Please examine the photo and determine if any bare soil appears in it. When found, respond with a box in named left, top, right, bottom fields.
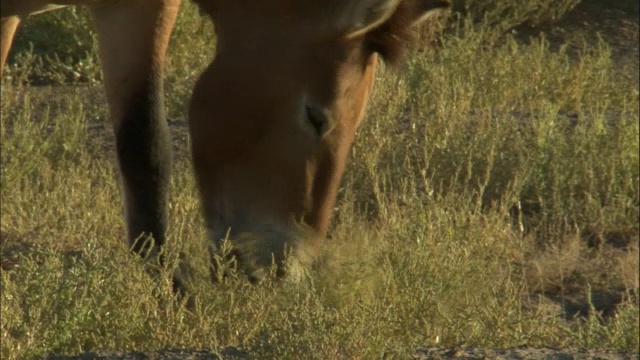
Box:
left=512, top=0, right=639, bottom=71
left=41, top=346, right=640, bottom=360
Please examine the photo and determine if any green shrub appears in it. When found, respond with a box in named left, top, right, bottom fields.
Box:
left=4, top=7, right=99, bottom=84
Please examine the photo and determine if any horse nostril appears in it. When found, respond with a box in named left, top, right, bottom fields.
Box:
left=305, top=105, right=329, bottom=136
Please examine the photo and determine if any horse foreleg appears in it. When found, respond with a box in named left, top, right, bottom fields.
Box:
left=0, top=16, right=20, bottom=77
left=90, top=0, right=180, bottom=257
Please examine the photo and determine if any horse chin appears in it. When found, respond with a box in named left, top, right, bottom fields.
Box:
left=208, top=220, right=318, bottom=284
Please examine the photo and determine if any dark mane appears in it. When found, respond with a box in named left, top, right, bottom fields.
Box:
left=366, top=0, right=447, bottom=66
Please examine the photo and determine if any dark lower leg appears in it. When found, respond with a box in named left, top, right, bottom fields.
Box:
left=116, top=84, right=172, bottom=256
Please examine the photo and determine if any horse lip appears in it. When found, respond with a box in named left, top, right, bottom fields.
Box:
left=205, top=214, right=316, bottom=282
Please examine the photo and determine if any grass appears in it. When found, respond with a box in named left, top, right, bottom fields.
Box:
left=1, top=1, right=638, bottom=359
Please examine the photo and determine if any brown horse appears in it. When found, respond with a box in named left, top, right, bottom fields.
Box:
left=190, top=0, right=448, bottom=280
left=1, top=0, right=448, bottom=282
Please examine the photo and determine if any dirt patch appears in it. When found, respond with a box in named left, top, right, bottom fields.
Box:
left=40, top=347, right=639, bottom=359
left=512, top=0, right=639, bottom=76
left=412, top=347, right=639, bottom=359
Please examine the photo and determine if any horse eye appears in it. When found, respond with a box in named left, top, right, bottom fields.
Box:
left=305, top=105, right=329, bottom=136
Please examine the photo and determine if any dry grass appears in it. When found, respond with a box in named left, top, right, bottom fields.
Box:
left=1, top=1, right=638, bottom=359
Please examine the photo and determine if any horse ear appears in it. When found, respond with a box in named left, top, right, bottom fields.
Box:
left=341, top=0, right=450, bottom=39
left=341, top=0, right=403, bottom=39
left=408, top=0, right=450, bottom=27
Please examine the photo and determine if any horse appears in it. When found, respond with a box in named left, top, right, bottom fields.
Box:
left=1, top=0, right=449, bottom=282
